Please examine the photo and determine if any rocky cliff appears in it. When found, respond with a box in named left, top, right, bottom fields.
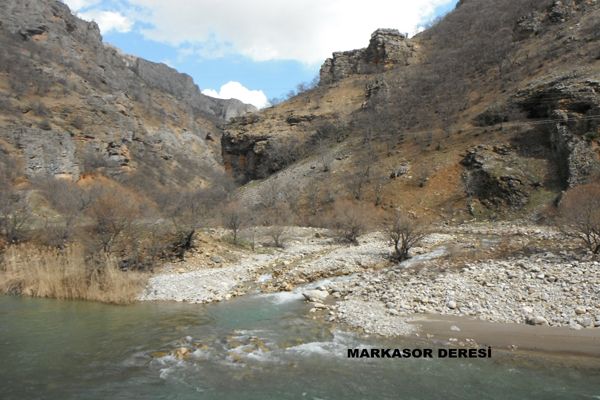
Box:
left=319, top=29, right=416, bottom=85
left=0, top=0, right=254, bottom=189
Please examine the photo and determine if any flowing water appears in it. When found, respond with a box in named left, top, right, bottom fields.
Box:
left=1, top=294, right=599, bottom=400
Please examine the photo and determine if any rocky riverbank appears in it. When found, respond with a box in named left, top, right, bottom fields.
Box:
left=140, top=222, right=600, bottom=348
left=325, top=250, right=600, bottom=333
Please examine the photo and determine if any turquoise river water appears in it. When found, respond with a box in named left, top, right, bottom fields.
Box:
left=1, top=294, right=599, bottom=399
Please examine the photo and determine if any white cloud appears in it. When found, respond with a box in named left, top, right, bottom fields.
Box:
left=78, top=10, right=133, bottom=34
left=123, top=0, right=455, bottom=64
left=202, top=81, right=269, bottom=109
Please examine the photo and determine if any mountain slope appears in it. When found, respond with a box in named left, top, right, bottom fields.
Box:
left=223, top=0, right=600, bottom=221
left=0, top=0, right=255, bottom=194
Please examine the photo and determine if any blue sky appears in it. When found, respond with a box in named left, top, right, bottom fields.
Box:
left=64, top=0, right=458, bottom=108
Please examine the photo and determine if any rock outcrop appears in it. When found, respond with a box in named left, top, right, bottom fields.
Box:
left=476, top=76, right=600, bottom=189
left=461, top=145, right=545, bottom=208
left=319, top=29, right=416, bottom=85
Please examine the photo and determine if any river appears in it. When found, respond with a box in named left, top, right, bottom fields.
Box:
left=1, top=295, right=599, bottom=399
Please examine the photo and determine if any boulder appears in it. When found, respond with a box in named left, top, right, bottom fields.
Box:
left=302, top=289, right=329, bottom=303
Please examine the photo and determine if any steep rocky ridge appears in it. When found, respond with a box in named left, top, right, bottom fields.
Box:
left=0, top=0, right=254, bottom=191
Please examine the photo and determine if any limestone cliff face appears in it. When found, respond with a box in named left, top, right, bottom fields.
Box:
left=319, top=29, right=416, bottom=85
left=0, top=0, right=254, bottom=187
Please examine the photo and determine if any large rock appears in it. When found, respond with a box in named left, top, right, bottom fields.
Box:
left=319, top=29, right=416, bottom=85
left=461, top=145, right=544, bottom=208
left=302, top=290, right=329, bottom=303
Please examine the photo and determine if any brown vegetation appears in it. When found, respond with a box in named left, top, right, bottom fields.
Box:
left=558, top=183, right=600, bottom=254
left=0, top=245, right=146, bottom=304
left=384, top=210, right=427, bottom=261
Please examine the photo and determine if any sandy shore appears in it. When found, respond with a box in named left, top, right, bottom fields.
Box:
left=411, top=314, right=600, bottom=359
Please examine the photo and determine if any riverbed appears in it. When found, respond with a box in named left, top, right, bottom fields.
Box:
left=1, top=295, right=599, bottom=399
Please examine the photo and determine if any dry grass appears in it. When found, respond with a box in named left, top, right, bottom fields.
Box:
left=0, top=245, right=147, bottom=304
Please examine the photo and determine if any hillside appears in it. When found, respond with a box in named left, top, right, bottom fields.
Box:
left=0, top=0, right=255, bottom=197
left=223, top=0, right=600, bottom=222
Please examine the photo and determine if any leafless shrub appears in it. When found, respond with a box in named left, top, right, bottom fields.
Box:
left=558, top=183, right=600, bottom=254
left=384, top=210, right=427, bottom=261
left=330, top=201, right=370, bottom=245
left=81, top=148, right=107, bottom=172
left=266, top=225, right=287, bottom=248
left=31, top=101, right=49, bottom=117
left=259, top=193, right=292, bottom=248
left=86, top=187, right=141, bottom=254
left=346, top=168, right=371, bottom=201
left=0, top=189, right=31, bottom=244
left=34, top=178, right=92, bottom=248
left=71, top=115, right=85, bottom=130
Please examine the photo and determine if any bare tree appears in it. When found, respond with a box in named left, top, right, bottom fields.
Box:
left=86, top=188, right=141, bottom=254
left=385, top=210, right=427, bottom=261
left=558, top=183, right=600, bottom=254
left=223, top=204, right=243, bottom=244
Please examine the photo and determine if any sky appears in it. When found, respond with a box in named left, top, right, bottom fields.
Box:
left=63, top=0, right=458, bottom=108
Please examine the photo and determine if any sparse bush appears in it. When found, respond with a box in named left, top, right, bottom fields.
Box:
left=81, top=147, right=107, bottom=172
left=71, top=115, right=85, bottom=130
left=330, top=201, right=369, bottom=245
left=558, top=183, right=600, bottom=254
left=32, top=101, right=49, bottom=117
left=384, top=210, right=427, bottom=261
left=266, top=225, right=287, bottom=248
left=346, top=169, right=370, bottom=201
left=34, top=178, right=92, bottom=248
left=0, top=187, right=31, bottom=245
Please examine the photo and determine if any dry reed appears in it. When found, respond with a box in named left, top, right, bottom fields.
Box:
left=0, top=245, right=147, bottom=304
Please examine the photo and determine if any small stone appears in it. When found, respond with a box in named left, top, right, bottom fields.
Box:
left=575, top=306, right=586, bottom=315
left=569, top=321, right=583, bottom=330
left=579, top=317, right=593, bottom=328
left=526, top=316, right=548, bottom=326
left=450, top=325, right=461, bottom=332
left=447, top=300, right=457, bottom=309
